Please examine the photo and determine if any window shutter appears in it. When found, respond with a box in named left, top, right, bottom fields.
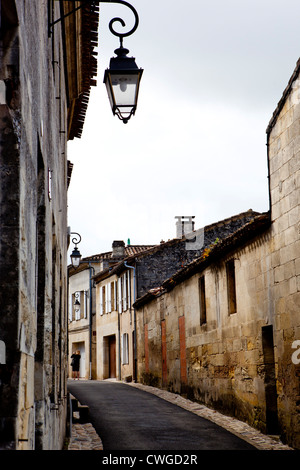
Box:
left=114, top=281, right=117, bottom=311
left=83, top=290, right=87, bottom=318
left=122, top=333, right=129, bottom=364
left=127, top=270, right=131, bottom=309
left=121, top=333, right=123, bottom=364
left=108, top=283, right=112, bottom=312
left=118, top=277, right=122, bottom=313
left=105, top=284, right=108, bottom=313
left=75, top=291, right=80, bottom=320
left=69, top=294, right=73, bottom=322
left=100, top=286, right=103, bottom=315
left=122, top=273, right=127, bottom=311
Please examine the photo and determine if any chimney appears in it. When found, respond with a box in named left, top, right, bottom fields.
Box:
left=175, top=216, right=195, bottom=238
left=112, top=240, right=125, bottom=259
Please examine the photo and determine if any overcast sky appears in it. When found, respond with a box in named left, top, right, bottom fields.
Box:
left=67, top=0, right=300, bottom=260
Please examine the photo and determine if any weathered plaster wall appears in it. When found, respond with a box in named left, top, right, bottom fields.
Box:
left=0, top=1, right=68, bottom=449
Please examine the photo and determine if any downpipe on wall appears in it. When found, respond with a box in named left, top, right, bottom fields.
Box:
left=124, top=261, right=137, bottom=381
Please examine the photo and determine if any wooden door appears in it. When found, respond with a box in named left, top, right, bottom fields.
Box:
left=109, top=335, right=116, bottom=378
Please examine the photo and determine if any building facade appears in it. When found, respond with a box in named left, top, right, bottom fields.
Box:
left=0, top=0, right=99, bottom=449
left=93, top=241, right=155, bottom=382
left=68, top=258, right=101, bottom=380
left=93, top=216, right=259, bottom=383
left=134, top=59, right=300, bottom=450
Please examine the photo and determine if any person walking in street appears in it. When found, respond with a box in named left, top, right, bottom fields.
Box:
left=71, top=350, right=81, bottom=380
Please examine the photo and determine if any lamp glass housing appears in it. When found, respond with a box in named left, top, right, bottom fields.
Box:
left=70, top=247, right=82, bottom=268
left=104, top=47, right=143, bottom=123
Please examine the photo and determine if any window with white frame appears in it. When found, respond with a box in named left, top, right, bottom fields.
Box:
left=100, top=282, right=116, bottom=315
left=111, top=282, right=115, bottom=312
left=127, top=270, right=131, bottom=309
left=74, top=291, right=81, bottom=320
left=122, top=333, right=129, bottom=364
left=99, top=285, right=105, bottom=315
left=114, top=280, right=117, bottom=311
left=116, top=270, right=131, bottom=313
left=70, top=290, right=88, bottom=321
left=118, top=277, right=122, bottom=313
left=122, top=272, right=127, bottom=311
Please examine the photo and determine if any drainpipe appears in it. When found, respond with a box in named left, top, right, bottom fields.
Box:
left=88, top=263, right=95, bottom=380
left=118, top=297, right=121, bottom=381
left=124, top=261, right=137, bottom=381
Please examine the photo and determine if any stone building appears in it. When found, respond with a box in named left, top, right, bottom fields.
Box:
left=0, top=1, right=99, bottom=449
left=93, top=214, right=258, bottom=383
left=68, top=255, right=101, bottom=380
left=92, top=241, right=155, bottom=381
left=134, top=59, right=300, bottom=449
left=67, top=244, right=150, bottom=380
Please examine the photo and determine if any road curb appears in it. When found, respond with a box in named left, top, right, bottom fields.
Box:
left=127, top=382, right=293, bottom=451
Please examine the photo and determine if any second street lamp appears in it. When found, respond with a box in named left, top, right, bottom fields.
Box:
left=70, top=232, right=82, bottom=268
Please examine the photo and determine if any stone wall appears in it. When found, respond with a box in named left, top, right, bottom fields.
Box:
left=136, top=231, right=286, bottom=440
left=266, top=62, right=300, bottom=449
left=0, top=1, right=69, bottom=449
left=136, top=59, right=300, bottom=449
left=135, top=210, right=260, bottom=298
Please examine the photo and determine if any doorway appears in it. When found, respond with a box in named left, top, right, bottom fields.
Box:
left=72, top=342, right=85, bottom=379
left=108, top=335, right=116, bottom=378
left=262, top=325, right=279, bottom=434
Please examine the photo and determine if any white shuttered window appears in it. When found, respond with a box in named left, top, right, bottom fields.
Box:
left=122, top=333, right=129, bottom=364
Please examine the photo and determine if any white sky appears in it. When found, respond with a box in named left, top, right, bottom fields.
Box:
left=67, top=0, right=300, bottom=260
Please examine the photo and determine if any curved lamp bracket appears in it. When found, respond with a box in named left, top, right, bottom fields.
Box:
left=70, top=232, right=82, bottom=247
left=105, top=0, right=139, bottom=46
left=49, top=0, right=140, bottom=45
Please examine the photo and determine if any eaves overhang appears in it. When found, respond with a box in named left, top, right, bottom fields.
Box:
left=63, top=0, right=100, bottom=140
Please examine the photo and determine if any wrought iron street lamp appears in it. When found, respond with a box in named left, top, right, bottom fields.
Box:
left=104, top=44, right=143, bottom=124
left=103, top=1, right=143, bottom=123
left=70, top=232, right=82, bottom=268
left=49, top=0, right=143, bottom=123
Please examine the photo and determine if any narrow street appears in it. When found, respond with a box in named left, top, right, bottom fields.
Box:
left=67, top=380, right=257, bottom=451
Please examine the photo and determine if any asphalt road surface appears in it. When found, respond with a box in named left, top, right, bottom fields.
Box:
left=68, top=380, right=256, bottom=451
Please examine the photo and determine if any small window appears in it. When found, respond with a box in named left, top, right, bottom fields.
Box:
left=199, top=276, right=207, bottom=325
left=111, top=282, right=115, bottom=312
left=99, top=286, right=106, bottom=315
left=226, top=259, right=237, bottom=314
left=122, top=333, right=129, bottom=364
left=105, top=284, right=111, bottom=313
left=118, top=277, right=122, bottom=313
left=122, top=272, right=128, bottom=311
left=72, top=291, right=87, bottom=320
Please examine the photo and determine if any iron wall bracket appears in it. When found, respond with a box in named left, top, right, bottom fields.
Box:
left=48, top=0, right=139, bottom=46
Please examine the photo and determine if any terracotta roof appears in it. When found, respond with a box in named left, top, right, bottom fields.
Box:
left=68, top=244, right=156, bottom=277
left=92, top=209, right=263, bottom=284
left=83, top=245, right=156, bottom=262
left=133, top=211, right=271, bottom=309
